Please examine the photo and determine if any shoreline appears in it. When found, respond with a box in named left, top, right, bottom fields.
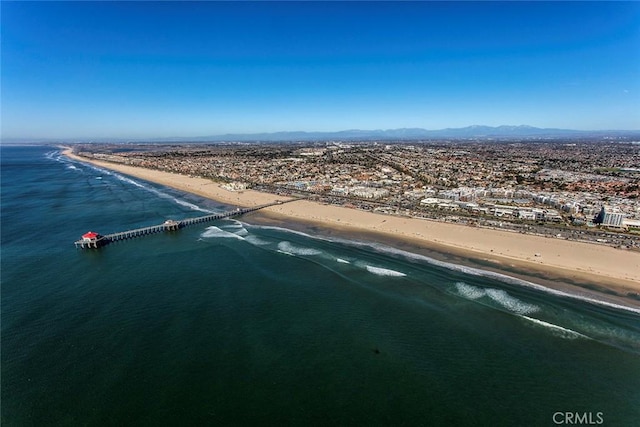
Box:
left=247, top=210, right=640, bottom=310
left=61, top=148, right=640, bottom=307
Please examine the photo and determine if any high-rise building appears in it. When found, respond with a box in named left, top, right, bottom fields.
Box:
left=595, top=206, right=625, bottom=228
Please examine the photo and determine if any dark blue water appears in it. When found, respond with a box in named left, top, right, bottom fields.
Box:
left=2, top=145, right=640, bottom=426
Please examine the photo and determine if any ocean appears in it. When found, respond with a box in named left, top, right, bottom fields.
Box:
left=2, top=145, right=639, bottom=426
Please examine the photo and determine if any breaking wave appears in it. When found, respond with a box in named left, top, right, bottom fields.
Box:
left=251, top=225, right=320, bottom=240
left=364, top=265, right=406, bottom=277
left=522, top=316, right=589, bottom=340
left=244, top=235, right=270, bottom=246
left=51, top=152, right=214, bottom=215
left=455, top=283, right=590, bottom=340
left=336, top=258, right=351, bottom=264
left=220, top=220, right=249, bottom=236
left=329, top=238, right=640, bottom=315
left=200, top=226, right=245, bottom=240
left=277, top=241, right=322, bottom=256
left=45, top=150, right=66, bottom=163
left=485, top=288, right=540, bottom=315
left=454, top=282, right=486, bottom=300
left=455, top=282, right=539, bottom=315
left=111, top=174, right=213, bottom=214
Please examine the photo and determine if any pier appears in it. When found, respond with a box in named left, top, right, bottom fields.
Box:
left=74, top=201, right=284, bottom=249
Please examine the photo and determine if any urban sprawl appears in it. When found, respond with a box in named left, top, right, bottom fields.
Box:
left=74, top=140, right=640, bottom=249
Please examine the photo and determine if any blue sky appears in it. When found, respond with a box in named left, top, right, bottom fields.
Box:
left=2, top=1, right=639, bottom=139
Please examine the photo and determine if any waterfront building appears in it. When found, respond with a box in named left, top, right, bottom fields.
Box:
left=595, top=206, right=625, bottom=228
left=77, top=231, right=105, bottom=249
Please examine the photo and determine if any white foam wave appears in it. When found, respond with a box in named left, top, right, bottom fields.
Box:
left=85, top=164, right=114, bottom=176
left=45, top=151, right=64, bottom=162
left=114, top=173, right=146, bottom=188
left=277, top=241, right=322, bottom=256
left=244, top=235, right=270, bottom=246
left=455, top=283, right=590, bottom=340
left=485, top=289, right=540, bottom=315
left=323, top=237, right=640, bottom=315
left=365, top=265, right=407, bottom=277
left=173, top=216, right=640, bottom=315
left=174, top=198, right=212, bottom=213
left=252, top=225, right=320, bottom=240
left=455, top=283, right=539, bottom=314
left=336, top=258, right=351, bottom=264
left=522, top=316, right=589, bottom=340
left=48, top=150, right=82, bottom=168
left=55, top=157, right=212, bottom=214
left=566, top=320, right=640, bottom=347
left=200, top=226, right=245, bottom=240
left=110, top=173, right=214, bottom=213
left=246, top=224, right=640, bottom=314
left=455, top=282, right=486, bottom=300
left=220, top=222, right=249, bottom=236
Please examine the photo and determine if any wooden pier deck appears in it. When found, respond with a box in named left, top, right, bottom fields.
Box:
left=74, top=201, right=284, bottom=249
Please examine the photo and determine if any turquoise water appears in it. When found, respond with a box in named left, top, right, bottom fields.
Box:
left=2, top=146, right=640, bottom=426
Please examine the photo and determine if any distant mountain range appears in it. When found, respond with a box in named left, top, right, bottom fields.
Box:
left=151, top=125, right=640, bottom=142
left=4, top=125, right=640, bottom=144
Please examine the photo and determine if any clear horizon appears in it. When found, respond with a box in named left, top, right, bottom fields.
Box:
left=2, top=1, right=639, bottom=139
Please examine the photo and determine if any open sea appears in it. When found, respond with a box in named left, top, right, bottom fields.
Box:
left=2, top=145, right=640, bottom=426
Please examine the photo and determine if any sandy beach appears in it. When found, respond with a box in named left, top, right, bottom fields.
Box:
left=63, top=148, right=640, bottom=299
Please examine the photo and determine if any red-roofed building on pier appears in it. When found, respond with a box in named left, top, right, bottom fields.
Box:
left=75, top=231, right=106, bottom=249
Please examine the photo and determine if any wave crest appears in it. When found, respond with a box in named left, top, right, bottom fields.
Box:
left=455, top=282, right=486, bottom=300
left=522, top=316, right=589, bottom=340
left=244, top=235, right=270, bottom=246
left=455, top=283, right=539, bottom=315
left=326, top=238, right=640, bottom=315
left=277, top=241, right=322, bottom=256
left=485, top=289, right=540, bottom=315
left=201, top=226, right=245, bottom=240
left=365, top=265, right=406, bottom=277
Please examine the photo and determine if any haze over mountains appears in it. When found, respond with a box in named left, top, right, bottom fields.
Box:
left=5, top=125, right=640, bottom=144
left=134, top=125, right=640, bottom=142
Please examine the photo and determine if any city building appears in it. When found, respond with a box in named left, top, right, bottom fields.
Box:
left=595, top=206, right=625, bottom=228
